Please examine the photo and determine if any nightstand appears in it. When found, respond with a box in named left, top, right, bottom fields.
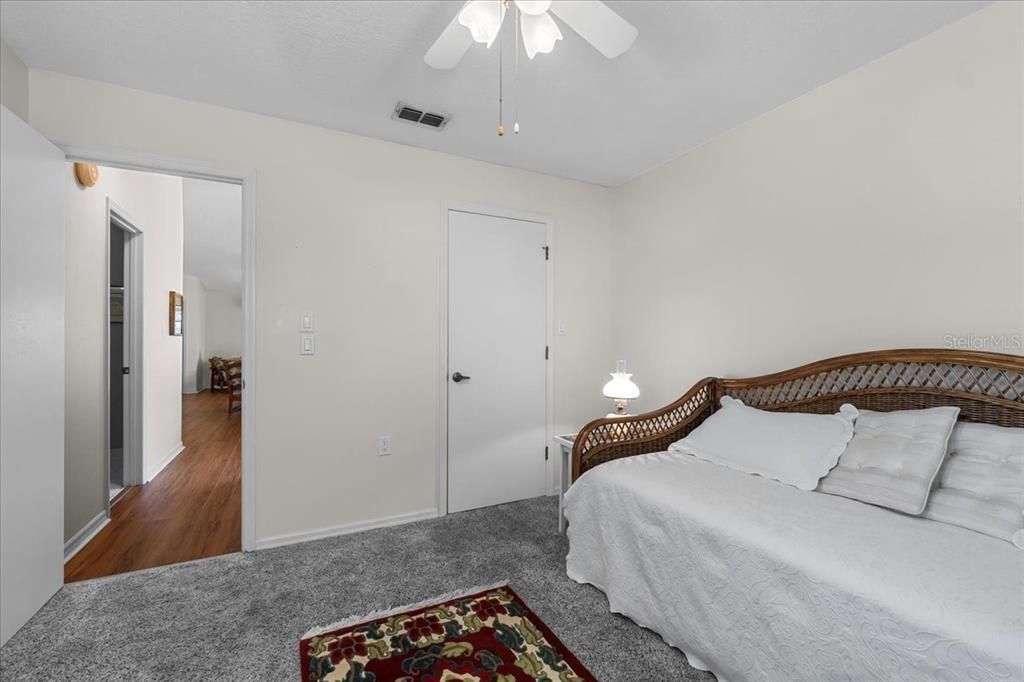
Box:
left=554, top=433, right=576, bottom=532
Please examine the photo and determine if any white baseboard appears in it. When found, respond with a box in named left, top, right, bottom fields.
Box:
left=255, top=508, right=438, bottom=551
left=146, top=441, right=185, bottom=482
left=64, top=511, right=110, bottom=563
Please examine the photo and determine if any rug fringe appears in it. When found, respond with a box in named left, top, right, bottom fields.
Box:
left=301, top=581, right=510, bottom=640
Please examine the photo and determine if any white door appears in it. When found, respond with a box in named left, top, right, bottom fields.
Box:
left=0, top=107, right=66, bottom=645
left=447, top=209, right=548, bottom=513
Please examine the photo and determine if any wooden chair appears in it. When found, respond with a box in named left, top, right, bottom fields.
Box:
left=208, top=357, right=226, bottom=392
left=224, top=358, right=242, bottom=414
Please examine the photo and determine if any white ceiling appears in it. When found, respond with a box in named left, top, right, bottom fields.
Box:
left=183, top=178, right=242, bottom=295
left=2, top=1, right=987, bottom=186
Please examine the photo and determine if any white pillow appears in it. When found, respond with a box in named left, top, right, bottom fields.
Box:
left=668, top=396, right=858, bottom=490
left=817, top=406, right=959, bottom=515
left=922, top=422, right=1024, bottom=548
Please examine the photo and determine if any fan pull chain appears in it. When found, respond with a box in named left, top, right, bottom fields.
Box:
left=497, top=1, right=505, bottom=137
left=514, top=7, right=520, bottom=134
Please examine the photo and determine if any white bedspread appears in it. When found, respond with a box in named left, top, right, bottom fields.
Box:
left=565, top=451, right=1024, bottom=681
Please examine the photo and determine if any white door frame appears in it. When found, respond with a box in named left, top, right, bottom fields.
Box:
left=63, top=145, right=258, bottom=551
left=437, top=201, right=555, bottom=516
left=105, top=199, right=145, bottom=500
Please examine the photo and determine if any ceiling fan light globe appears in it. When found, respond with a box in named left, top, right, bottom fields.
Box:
left=458, top=0, right=507, bottom=48
left=514, top=0, right=552, bottom=15
left=521, top=11, right=563, bottom=59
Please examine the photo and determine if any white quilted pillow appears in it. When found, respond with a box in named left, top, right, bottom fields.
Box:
left=922, top=422, right=1024, bottom=548
left=668, top=397, right=858, bottom=491
left=817, top=407, right=959, bottom=515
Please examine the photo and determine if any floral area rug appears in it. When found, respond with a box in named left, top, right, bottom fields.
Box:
left=300, top=583, right=596, bottom=682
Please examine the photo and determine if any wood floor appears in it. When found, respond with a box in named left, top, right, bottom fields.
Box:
left=65, top=390, right=241, bottom=582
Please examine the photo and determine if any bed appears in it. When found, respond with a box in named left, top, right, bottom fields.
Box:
left=565, top=349, right=1024, bottom=681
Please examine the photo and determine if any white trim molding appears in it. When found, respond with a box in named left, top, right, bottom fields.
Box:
left=63, top=511, right=110, bottom=564
left=146, top=441, right=185, bottom=483
left=60, top=144, right=258, bottom=552
left=437, top=201, right=555, bottom=517
left=254, top=508, right=439, bottom=551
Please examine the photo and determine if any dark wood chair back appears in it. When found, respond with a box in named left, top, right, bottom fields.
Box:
left=208, top=356, right=226, bottom=392
left=224, top=358, right=242, bottom=414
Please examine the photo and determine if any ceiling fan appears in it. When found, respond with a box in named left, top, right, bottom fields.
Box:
left=424, top=0, right=639, bottom=70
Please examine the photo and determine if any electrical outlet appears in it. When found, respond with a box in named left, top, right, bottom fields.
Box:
left=377, top=435, right=392, bottom=456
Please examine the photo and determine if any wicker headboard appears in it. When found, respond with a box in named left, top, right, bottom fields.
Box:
left=572, top=349, right=1024, bottom=480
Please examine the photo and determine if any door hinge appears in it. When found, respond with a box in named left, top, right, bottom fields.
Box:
left=545, top=446, right=549, bottom=461
left=543, top=246, right=549, bottom=260
left=545, top=346, right=549, bottom=360
left=122, top=366, right=130, bottom=375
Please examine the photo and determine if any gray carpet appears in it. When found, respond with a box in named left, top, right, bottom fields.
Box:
left=0, top=496, right=713, bottom=681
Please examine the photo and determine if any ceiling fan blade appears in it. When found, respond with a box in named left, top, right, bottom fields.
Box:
left=424, top=10, right=475, bottom=69
left=549, top=1, right=638, bottom=59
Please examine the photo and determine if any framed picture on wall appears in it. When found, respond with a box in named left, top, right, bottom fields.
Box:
left=169, top=291, right=183, bottom=336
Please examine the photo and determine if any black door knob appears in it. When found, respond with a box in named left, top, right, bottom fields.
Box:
left=452, top=371, right=471, bottom=383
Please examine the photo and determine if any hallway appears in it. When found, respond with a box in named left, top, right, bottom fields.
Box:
left=65, top=391, right=241, bottom=582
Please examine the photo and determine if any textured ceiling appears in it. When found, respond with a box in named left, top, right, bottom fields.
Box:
left=1, top=1, right=987, bottom=186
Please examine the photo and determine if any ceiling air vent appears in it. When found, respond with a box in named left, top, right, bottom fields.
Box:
left=392, top=102, right=450, bottom=130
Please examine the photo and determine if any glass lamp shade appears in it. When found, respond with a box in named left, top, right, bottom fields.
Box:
left=602, top=373, right=639, bottom=400
left=459, top=0, right=507, bottom=48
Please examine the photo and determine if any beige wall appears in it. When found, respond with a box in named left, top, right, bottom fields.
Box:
left=182, top=274, right=207, bottom=394
left=29, top=73, right=615, bottom=542
left=610, top=1, right=1024, bottom=412
left=205, top=289, right=242, bottom=360
left=64, top=165, right=184, bottom=541
left=0, top=40, right=29, bottom=121
left=182, top=277, right=242, bottom=392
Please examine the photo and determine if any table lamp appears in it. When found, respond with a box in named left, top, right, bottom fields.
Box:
left=603, top=360, right=639, bottom=417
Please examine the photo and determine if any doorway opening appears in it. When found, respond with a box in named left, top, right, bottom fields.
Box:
left=107, top=204, right=143, bottom=502
left=109, top=223, right=125, bottom=499
left=63, top=162, right=251, bottom=582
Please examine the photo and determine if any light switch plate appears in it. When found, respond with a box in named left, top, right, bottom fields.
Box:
left=300, top=312, right=315, bottom=331
left=300, top=332, right=315, bottom=355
